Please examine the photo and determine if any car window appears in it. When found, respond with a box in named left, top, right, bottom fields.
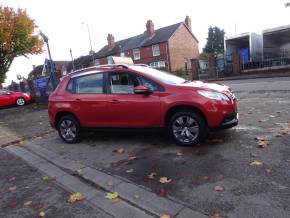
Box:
left=140, top=76, right=163, bottom=91
left=109, top=72, right=140, bottom=94
left=0, top=90, right=8, bottom=95
left=75, top=73, right=104, bottom=94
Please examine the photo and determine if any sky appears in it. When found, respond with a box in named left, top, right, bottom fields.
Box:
left=2, top=0, right=290, bottom=85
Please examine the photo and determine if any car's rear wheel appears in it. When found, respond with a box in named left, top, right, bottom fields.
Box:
left=57, top=115, right=80, bottom=144
left=168, top=111, right=206, bottom=146
left=16, top=98, right=25, bottom=106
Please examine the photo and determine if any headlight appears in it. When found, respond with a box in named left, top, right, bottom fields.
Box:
left=197, top=90, right=230, bottom=101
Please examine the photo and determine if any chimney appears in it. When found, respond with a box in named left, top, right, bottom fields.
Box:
left=107, top=33, right=115, bottom=49
left=185, top=16, right=192, bottom=32
left=146, top=20, right=155, bottom=38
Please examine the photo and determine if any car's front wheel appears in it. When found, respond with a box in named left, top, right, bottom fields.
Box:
left=57, top=115, right=80, bottom=144
left=168, top=111, right=206, bottom=146
left=16, top=98, right=25, bottom=106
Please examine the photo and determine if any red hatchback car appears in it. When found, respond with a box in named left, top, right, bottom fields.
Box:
left=48, top=65, right=238, bottom=146
left=0, top=89, right=31, bottom=107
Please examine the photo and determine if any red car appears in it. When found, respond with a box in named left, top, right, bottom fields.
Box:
left=48, top=65, right=238, bottom=145
left=0, top=89, right=31, bottom=107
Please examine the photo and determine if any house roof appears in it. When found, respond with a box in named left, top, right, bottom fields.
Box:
left=95, top=22, right=185, bottom=59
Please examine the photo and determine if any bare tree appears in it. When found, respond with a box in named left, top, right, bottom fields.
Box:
left=285, top=2, right=290, bottom=7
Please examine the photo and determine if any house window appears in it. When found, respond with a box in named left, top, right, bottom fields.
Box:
left=107, top=56, right=113, bottom=64
left=94, top=59, right=100, bottom=66
left=152, top=44, right=160, bottom=56
left=133, top=49, right=140, bottom=60
left=150, top=61, right=166, bottom=68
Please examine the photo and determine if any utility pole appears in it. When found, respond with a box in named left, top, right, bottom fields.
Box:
left=40, top=31, right=57, bottom=90
left=70, top=48, right=75, bottom=71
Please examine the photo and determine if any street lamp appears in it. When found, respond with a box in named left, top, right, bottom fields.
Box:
left=39, top=31, right=57, bottom=90
left=82, top=22, right=93, bottom=53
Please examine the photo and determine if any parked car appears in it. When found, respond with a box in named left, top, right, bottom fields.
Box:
left=0, top=89, right=31, bottom=107
left=48, top=64, right=238, bottom=146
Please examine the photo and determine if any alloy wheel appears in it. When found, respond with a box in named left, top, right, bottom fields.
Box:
left=59, top=119, right=77, bottom=142
left=172, top=115, right=200, bottom=144
left=16, top=98, right=25, bottom=106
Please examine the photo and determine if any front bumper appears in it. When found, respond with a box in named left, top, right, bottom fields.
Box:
left=211, top=112, right=238, bottom=130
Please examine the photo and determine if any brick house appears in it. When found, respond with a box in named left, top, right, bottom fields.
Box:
left=92, top=16, right=199, bottom=72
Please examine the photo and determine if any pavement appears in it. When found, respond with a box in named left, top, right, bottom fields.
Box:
left=1, top=76, right=290, bottom=218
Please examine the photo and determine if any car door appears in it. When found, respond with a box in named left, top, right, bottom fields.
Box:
left=68, top=73, right=108, bottom=127
left=106, top=71, right=162, bottom=127
left=0, top=90, right=15, bottom=107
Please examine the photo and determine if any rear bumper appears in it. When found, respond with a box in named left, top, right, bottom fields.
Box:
left=210, top=112, right=238, bottom=131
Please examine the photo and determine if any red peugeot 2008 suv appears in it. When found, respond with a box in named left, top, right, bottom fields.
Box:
left=48, top=64, right=238, bottom=146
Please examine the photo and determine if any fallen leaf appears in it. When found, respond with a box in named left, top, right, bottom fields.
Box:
left=147, top=172, right=157, bottom=180
left=73, top=170, right=83, bottom=176
left=39, top=211, right=45, bottom=217
left=159, top=177, right=171, bottom=184
left=266, top=168, right=272, bottom=173
left=9, top=186, right=17, bottom=192
left=269, top=115, right=275, bottom=118
left=250, top=160, right=263, bottom=166
left=42, top=176, right=49, bottom=181
left=128, top=156, right=137, bottom=161
left=160, top=214, right=171, bottom=218
left=210, top=213, right=223, bottom=218
left=258, top=140, right=270, bottom=148
left=68, top=192, right=84, bottom=203
left=111, top=197, right=121, bottom=203
left=214, top=185, right=224, bottom=192
left=114, top=148, right=124, bottom=154
left=107, top=181, right=113, bottom=187
left=23, top=201, right=32, bottom=206
left=105, top=192, right=119, bottom=200
left=176, top=152, right=183, bottom=156
left=156, top=187, right=167, bottom=197
left=75, top=160, right=80, bottom=164
left=126, top=169, right=134, bottom=173
left=199, top=176, right=209, bottom=181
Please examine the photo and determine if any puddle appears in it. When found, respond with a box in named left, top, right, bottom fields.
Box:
left=234, top=125, right=263, bottom=131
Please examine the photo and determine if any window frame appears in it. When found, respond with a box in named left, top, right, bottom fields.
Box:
left=152, top=44, right=160, bottom=56
left=133, top=49, right=141, bottom=60
left=66, top=72, right=107, bottom=95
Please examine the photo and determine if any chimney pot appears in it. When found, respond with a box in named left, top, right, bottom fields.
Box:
left=185, top=16, right=192, bottom=32
left=107, top=33, right=115, bottom=49
left=146, top=20, right=155, bottom=38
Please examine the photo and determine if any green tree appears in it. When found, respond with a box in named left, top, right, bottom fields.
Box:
left=203, top=26, right=225, bottom=54
left=0, top=6, right=43, bottom=83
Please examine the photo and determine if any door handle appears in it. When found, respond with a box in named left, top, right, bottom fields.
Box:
left=75, top=98, right=82, bottom=101
left=110, top=99, right=120, bottom=104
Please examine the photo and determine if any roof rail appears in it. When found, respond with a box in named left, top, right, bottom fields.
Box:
left=97, top=64, right=129, bottom=69
left=132, top=64, right=150, bottom=67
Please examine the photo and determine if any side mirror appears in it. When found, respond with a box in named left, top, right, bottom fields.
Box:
left=133, top=85, right=152, bottom=94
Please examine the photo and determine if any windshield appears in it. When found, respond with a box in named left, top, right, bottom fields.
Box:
left=130, top=66, right=186, bottom=85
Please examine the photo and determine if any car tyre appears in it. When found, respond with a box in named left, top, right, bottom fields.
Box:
left=168, top=110, right=207, bottom=146
left=16, top=98, right=25, bottom=106
left=57, top=115, right=80, bottom=144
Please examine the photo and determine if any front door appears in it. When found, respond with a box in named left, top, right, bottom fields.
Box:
left=106, top=71, right=162, bottom=127
left=0, top=90, right=14, bottom=107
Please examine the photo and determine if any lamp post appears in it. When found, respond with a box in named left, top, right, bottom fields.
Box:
left=82, top=22, right=93, bottom=53
left=40, top=31, right=57, bottom=90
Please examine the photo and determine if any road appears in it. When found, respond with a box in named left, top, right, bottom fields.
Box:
left=1, top=76, right=290, bottom=218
